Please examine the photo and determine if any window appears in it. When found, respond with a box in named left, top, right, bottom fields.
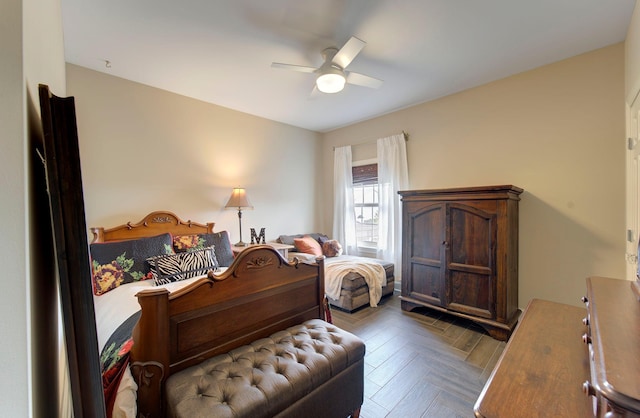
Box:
left=352, top=163, right=378, bottom=248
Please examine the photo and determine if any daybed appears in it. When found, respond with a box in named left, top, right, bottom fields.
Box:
left=90, top=211, right=364, bottom=418
left=277, top=233, right=395, bottom=312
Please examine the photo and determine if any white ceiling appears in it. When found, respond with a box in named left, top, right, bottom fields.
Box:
left=61, top=0, right=636, bottom=133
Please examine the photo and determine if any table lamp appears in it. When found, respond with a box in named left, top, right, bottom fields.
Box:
left=225, top=187, right=253, bottom=246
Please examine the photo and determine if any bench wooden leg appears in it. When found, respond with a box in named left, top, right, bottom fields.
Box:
left=351, top=407, right=361, bottom=418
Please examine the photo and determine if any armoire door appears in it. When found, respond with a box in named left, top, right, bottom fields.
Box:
left=404, top=203, right=446, bottom=307
left=445, top=203, right=496, bottom=319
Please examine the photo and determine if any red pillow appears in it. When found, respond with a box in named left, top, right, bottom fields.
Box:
left=293, top=235, right=323, bottom=256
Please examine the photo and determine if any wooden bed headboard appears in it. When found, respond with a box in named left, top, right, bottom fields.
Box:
left=90, top=210, right=214, bottom=243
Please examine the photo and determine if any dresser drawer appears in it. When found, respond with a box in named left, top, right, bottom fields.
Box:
left=583, top=277, right=640, bottom=418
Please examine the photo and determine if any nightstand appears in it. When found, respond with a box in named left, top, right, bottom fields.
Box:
left=231, top=242, right=295, bottom=259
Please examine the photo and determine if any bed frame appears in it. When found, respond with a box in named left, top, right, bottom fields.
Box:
left=91, top=211, right=326, bottom=417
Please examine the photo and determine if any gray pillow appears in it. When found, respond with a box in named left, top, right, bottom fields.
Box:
left=90, top=233, right=173, bottom=295
left=278, top=233, right=329, bottom=251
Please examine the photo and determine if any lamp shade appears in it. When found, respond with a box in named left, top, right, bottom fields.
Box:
left=225, top=187, right=253, bottom=209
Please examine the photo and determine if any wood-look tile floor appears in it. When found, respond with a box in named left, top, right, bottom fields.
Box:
left=331, top=293, right=506, bottom=418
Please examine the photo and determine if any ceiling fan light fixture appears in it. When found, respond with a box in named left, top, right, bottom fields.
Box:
left=316, top=67, right=346, bottom=93
left=273, top=37, right=381, bottom=94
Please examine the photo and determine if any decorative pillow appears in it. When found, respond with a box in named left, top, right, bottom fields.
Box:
left=278, top=234, right=304, bottom=248
left=279, top=233, right=329, bottom=251
left=293, top=235, right=323, bottom=257
left=90, top=233, right=174, bottom=295
left=317, top=235, right=330, bottom=244
left=322, top=240, right=343, bottom=257
left=148, top=246, right=218, bottom=285
left=173, top=231, right=234, bottom=267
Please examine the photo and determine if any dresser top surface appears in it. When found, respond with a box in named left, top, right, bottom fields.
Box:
left=474, top=298, right=590, bottom=418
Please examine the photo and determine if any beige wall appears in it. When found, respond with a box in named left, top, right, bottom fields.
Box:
left=323, top=44, right=626, bottom=308
left=69, top=43, right=627, bottom=311
left=627, top=2, right=640, bottom=103
left=24, top=0, right=69, bottom=412
left=66, top=64, right=322, bottom=242
left=1, top=0, right=67, bottom=415
left=0, top=0, right=29, bottom=414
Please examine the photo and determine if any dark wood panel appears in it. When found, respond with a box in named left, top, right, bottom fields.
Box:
left=408, top=263, right=444, bottom=306
left=172, top=280, right=319, bottom=356
left=448, top=204, right=494, bottom=269
left=449, top=271, right=492, bottom=318
left=410, top=203, right=444, bottom=261
left=38, top=85, right=106, bottom=417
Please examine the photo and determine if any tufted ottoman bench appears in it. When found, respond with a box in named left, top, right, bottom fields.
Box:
left=165, top=319, right=365, bottom=418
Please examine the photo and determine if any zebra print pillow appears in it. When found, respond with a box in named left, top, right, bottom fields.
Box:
left=148, top=246, right=218, bottom=285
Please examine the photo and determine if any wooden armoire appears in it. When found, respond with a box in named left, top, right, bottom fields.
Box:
left=398, top=185, right=523, bottom=341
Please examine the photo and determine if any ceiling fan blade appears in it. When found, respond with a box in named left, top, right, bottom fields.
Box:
left=271, top=62, right=318, bottom=73
left=346, top=71, right=383, bottom=89
left=309, top=84, right=320, bottom=99
left=332, top=36, right=366, bottom=69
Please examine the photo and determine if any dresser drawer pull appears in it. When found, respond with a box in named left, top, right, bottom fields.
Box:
left=582, top=317, right=589, bottom=326
left=582, top=381, right=595, bottom=397
left=582, top=333, right=591, bottom=344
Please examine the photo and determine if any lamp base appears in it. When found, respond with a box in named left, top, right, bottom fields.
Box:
left=234, top=241, right=248, bottom=247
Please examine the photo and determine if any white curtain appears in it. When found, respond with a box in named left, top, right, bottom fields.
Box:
left=332, top=146, right=358, bottom=255
left=376, top=134, right=409, bottom=275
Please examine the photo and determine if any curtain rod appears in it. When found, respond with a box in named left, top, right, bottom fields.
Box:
left=333, top=131, right=409, bottom=150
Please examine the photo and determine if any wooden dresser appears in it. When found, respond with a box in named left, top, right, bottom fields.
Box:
left=583, top=277, right=640, bottom=417
left=475, top=277, right=640, bottom=417
left=398, top=185, right=522, bottom=340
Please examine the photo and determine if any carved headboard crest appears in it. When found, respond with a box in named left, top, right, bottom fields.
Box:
left=91, top=211, right=215, bottom=243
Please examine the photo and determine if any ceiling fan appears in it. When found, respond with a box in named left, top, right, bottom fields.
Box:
left=271, top=36, right=383, bottom=94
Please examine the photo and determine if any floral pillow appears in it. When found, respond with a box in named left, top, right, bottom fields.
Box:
left=90, top=233, right=174, bottom=295
left=172, top=231, right=234, bottom=267
left=148, top=246, right=218, bottom=285
left=322, top=240, right=343, bottom=257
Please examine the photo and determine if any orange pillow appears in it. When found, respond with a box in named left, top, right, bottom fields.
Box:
left=293, top=235, right=323, bottom=256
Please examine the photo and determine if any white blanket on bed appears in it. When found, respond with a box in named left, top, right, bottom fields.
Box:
left=324, top=255, right=386, bottom=307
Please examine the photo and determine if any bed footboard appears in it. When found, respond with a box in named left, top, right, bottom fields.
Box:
left=130, top=245, right=325, bottom=417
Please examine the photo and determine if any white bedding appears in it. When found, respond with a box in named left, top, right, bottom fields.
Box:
left=93, top=270, right=227, bottom=417
left=94, top=275, right=208, bottom=351
left=289, top=253, right=386, bottom=307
